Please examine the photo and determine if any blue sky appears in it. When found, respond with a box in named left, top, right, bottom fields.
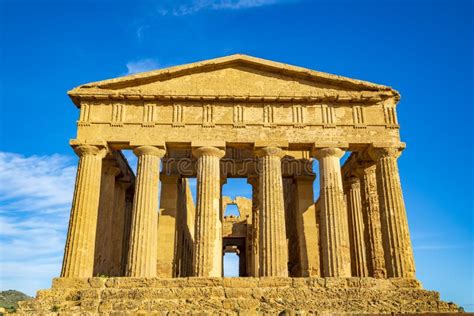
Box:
left=0, top=0, right=472, bottom=310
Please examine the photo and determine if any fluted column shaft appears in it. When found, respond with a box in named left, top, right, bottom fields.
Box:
left=61, top=145, right=106, bottom=277
left=93, top=162, right=121, bottom=276
left=370, top=147, right=415, bottom=278
left=192, top=146, right=225, bottom=277
left=126, top=146, right=165, bottom=277
left=257, top=146, right=288, bottom=277
left=345, top=177, right=368, bottom=277
left=110, top=180, right=130, bottom=276
left=157, top=175, right=179, bottom=277
left=357, top=165, right=386, bottom=278
left=247, top=176, right=260, bottom=277
left=314, top=148, right=351, bottom=277
left=120, top=190, right=134, bottom=275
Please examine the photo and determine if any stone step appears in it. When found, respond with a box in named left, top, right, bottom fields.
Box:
left=15, top=277, right=460, bottom=315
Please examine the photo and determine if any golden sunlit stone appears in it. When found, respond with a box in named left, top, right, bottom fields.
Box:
left=17, top=55, right=459, bottom=314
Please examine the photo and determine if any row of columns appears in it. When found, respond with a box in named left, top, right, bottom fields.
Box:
left=334, top=148, right=415, bottom=278
left=61, top=143, right=415, bottom=279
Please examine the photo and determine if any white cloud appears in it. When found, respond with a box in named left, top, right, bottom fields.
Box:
left=126, top=58, right=160, bottom=75
left=0, top=152, right=76, bottom=296
left=160, top=0, right=278, bottom=16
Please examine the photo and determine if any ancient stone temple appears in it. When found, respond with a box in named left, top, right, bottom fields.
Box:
left=19, top=55, right=459, bottom=314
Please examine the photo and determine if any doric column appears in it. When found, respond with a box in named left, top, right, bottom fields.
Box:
left=247, top=176, right=260, bottom=277
left=120, top=189, right=134, bottom=275
left=344, top=176, right=368, bottom=277
left=110, top=179, right=130, bottom=276
left=126, top=146, right=165, bottom=277
left=294, top=176, right=320, bottom=277
left=356, top=164, right=386, bottom=278
left=369, top=147, right=415, bottom=278
left=314, top=148, right=351, bottom=277
left=157, top=174, right=179, bottom=277
left=192, top=146, right=225, bottom=277
left=256, top=146, right=288, bottom=277
left=93, top=161, right=121, bottom=276
left=61, top=145, right=106, bottom=278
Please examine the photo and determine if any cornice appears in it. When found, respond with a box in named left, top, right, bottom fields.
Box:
left=68, top=91, right=393, bottom=108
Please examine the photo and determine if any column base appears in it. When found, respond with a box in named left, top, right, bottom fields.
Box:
left=17, top=277, right=460, bottom=315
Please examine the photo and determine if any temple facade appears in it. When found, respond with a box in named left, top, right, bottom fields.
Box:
left=18, top=55, right=459, bottom=314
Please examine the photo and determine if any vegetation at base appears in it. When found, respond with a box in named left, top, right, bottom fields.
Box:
left=0, top=290, right=32, bottom=313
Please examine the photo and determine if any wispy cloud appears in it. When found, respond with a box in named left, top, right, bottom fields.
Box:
left=135, top=25, right=149, bottom=42
left=410, top=231, right=473, bottom=252
left=0, top=152, right=76, bottom=214
left=126, top=58, right=160, bottom=75
left=413, top=244, right=472, bottom=251
left=0, top=152, right=76, bottom=296
left=159, top=0, right=279, bottom=16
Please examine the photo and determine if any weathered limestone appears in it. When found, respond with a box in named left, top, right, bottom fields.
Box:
left=20, top=55, right=459, bottom=314
left=370, top=147, right=416, bottom=278
left=109, top=179, right=130, bottom=276
left=356, top=164, right=387, bottom=278
left=157, top=174, right=179, bottom=277
left=61, top=145, right=106, bottom=278
left=344, top=176, right=368, bottom=277
left=17, top=277, right=460, bottom=315
left=314, top=148, right=351, bottom=277
left=93, top=160, right=120, bottom=277
left=120, top=189, right=134, bottom=275
left=126, top=146, right=165, bottom=277
left=192, top=146, right=226, bottom=277
left=247, top=176, right=260, bottom=277
left=175, top=178, right=196, bottom=277
left=256, top=146, right=288, bottom=277
left=283, top=178, right=299, bottom=276
left=294, top=176, right=320, bottom=277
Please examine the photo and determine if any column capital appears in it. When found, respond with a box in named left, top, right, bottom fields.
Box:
left=133, top=145, right=166, bottom=158
left=192, top=146, right=226, bottom=158
left=344, top=176, right=361, bottom=192
left=116, top=179, right=133, bottom=190
left=160, top=174, right=180, bottom=184
left=346, top=175, right=360, bottom=186
left=294, top=174, right=316, bottom=182
left=73, top=144, right=107, bottom=158
left=102, top=159, right=122, bottom=177
left=353, top=162, right=376, bottom=178
left=369, top=147, right=402, bottom=160
left=255, top=146, right=285, bottom=158
left=313, top=147, right=345, bottom=160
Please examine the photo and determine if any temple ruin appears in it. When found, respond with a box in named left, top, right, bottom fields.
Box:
left=18, top=54, right=459, bottom=314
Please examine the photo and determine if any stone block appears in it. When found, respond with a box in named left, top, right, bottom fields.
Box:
left=223, top=277, right=258, bottom=288
left=52, top=277, right=91, bottom=289
left=88, top=277, right=107, bottom=288
left=390, top=277, right=422, bottom=288
left=187, top=277, right=224, bottom=287
left=258, top=277, right=293, bottom=287
left=324, top=277, right=347, bottom=288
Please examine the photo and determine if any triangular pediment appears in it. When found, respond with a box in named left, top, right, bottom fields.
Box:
left=69, top=54, right=398, bottom=105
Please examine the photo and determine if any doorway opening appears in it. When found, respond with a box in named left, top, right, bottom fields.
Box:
left=222, top=237, right=247, bottom=277
left=223, top=252, right=240, bottom=277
